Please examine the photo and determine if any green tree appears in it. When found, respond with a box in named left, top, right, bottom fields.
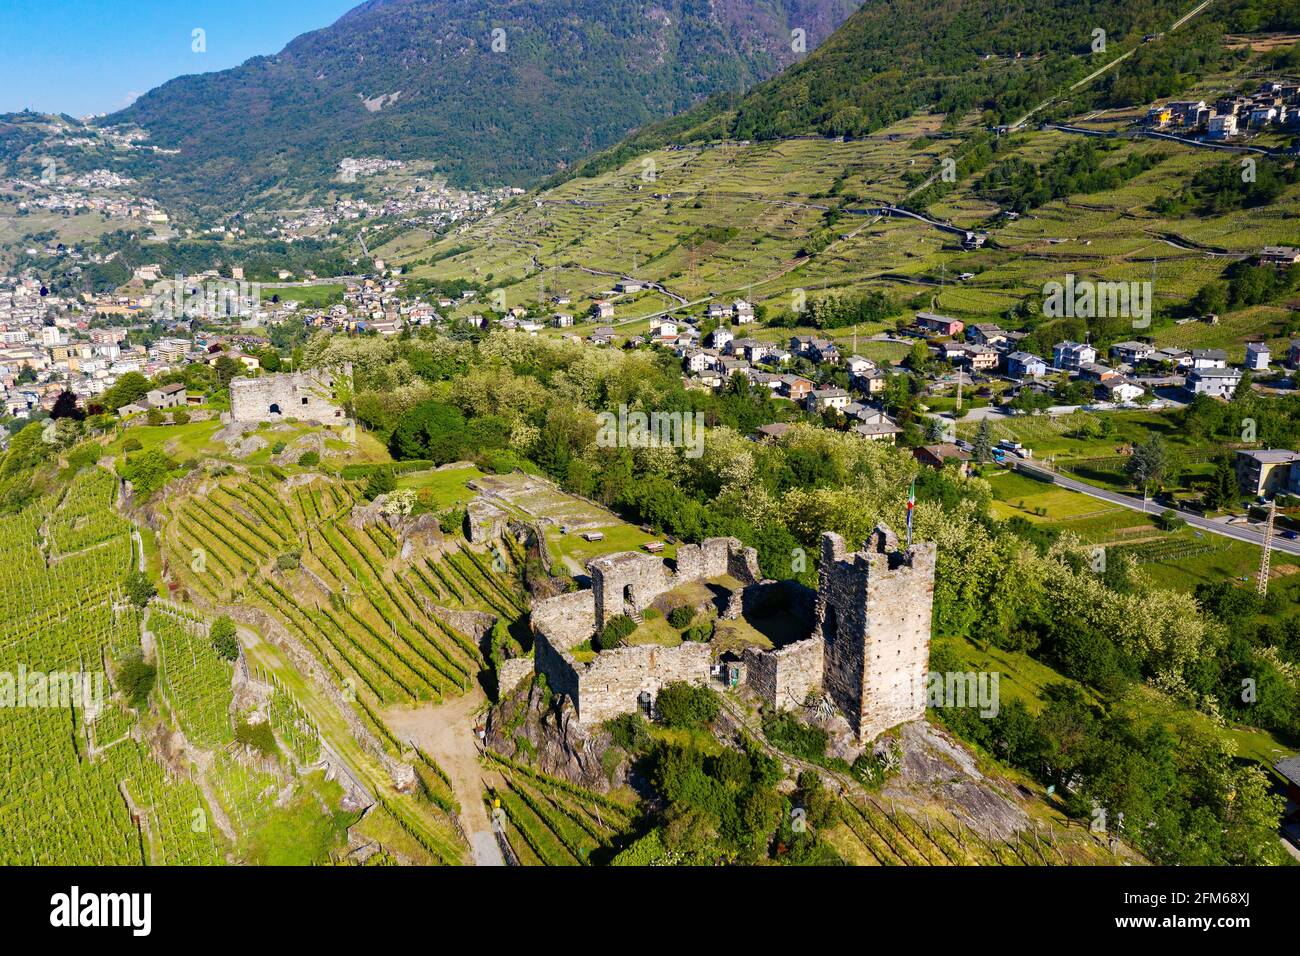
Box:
left=124, top=571, right=156, bottom=607
left=210, top=615, right=239, bottom=660
left=99, top=372, right=149, bottom=412
left=1191, top=281, right=1228, bottom=316
left=388, top=400, right=466, bottom=462
left=116, top=651, right=156, bottom=710
left=972, top=419, right=994, bottom=463
left=363, top=467, right=396, bottom=501
left=655, top=682, right=720, bottom=730
left=1125, top=435, right=1169, bottom=495
left=1204, top=455, right=1239, bottom=511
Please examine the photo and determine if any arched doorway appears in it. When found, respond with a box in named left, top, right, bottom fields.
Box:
left=269, top=403, right=281, bottom=414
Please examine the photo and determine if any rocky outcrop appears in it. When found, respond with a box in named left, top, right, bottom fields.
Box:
left=485, top=678, right=627, bottom=793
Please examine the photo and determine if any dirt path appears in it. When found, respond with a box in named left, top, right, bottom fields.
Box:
left=384, top=691, right=505, bottom=866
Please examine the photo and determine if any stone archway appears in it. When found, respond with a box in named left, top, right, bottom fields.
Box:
left=268, top=403, right=281, bottom=415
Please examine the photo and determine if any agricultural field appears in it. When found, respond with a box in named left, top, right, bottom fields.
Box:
left=157, top=465, right=526, bottom=727
left=0, top=468, right=227, bottom=864
left=482, top=750, right=637, bottom=865
left=0, top=459, right=473, bottom=866
left=982, top=466, right=1300, bottom=591
left=388, top=51, right=1300, bottom=365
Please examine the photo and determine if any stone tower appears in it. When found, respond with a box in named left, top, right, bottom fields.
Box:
left=813, top=527, right=936, bottom=742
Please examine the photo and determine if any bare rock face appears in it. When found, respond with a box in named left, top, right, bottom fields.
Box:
left=485, top=678, right=626, bottom=792
left=400, top=513, right=443, bottom=556
left=883, top=720, right=1029, bottom=841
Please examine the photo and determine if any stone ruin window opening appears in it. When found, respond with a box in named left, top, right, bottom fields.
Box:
left=302, top=397, right=309, bottom=405
left=623, top=583, right=634, bottom=612
left=824, top=604, right=838, bottom=646
left=268, top=403, right=281, bottom=414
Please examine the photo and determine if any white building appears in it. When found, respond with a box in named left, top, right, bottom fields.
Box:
left=1188, top=367, right=1243, bottom=399
left=1245, top=342, right=1270, bottom=371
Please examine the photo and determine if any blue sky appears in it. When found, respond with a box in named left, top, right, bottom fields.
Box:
left=0, top=0, right=359, bottom=116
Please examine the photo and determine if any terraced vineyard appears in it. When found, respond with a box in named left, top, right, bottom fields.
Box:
left=151, top=605, right=235, bottom=749
left=483, top=751, right=637, bottom=866
left=0, top=467, right=226, bottom=865
left=161, top=469, right=528, bottom=766
left=830, top=797, right=1062, bottom=866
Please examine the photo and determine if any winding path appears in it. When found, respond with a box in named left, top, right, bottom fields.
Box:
left=383, top=691, right=505, bottom=866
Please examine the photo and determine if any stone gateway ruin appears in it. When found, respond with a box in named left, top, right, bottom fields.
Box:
left=525, top=526, right=936, bottom=743
left=229, top=363, right=352, bottom=424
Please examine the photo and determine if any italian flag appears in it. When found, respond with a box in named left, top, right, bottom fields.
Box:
left=906, top=479, right=916, bottom=543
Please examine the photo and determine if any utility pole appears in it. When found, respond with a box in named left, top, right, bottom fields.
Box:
left=1258, top=499, right=1277, bottom=596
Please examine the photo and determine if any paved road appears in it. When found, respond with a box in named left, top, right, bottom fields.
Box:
left=1010, top=460, right=1300, bottom=557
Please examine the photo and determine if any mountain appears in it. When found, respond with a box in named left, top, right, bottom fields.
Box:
left=102, top=0, right=858, bottom=215
left=555, top=0, right=1242, bottom=182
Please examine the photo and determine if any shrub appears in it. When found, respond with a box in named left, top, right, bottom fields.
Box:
left=172, top=409, right=190, bottom=425
left=668, top=605, right=695, bottom=629
left=235, top=717, right=279, bottom=757
left=606, top=713, right=652, bottom=753
left=122, top=436, right=143, bottom=452
left=124, top=570, right=156, bottom=607
left=210, top=615, right=239, bottom=661
left=655, top=681, right=719, bottom=730
left=364, top=467, right=396, bottom=501
left=438, top=506, right=466, bottom=536
left=270, top=441, right=287, bottom=455
left=297, top=450, right=320, bottom=467
left=1155, top=508, right=1185, bottom=532
left=762, top=711, right=828, bottom=762
left=683, top=621, right=714, bottom=643
left=276, top=551, right=301, bottom=571
left=116, top=652, right=156, bottom=709
left=145, top=408, right=164, bottom=426
left=597, top=614, right=636, bottom=651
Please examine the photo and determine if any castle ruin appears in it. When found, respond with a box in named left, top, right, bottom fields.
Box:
left=524, top=527, right=936, bottom=743
left=229, top=363, right=352, bottom=424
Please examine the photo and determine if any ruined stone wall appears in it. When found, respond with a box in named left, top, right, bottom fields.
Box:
left=229, top=364, right=351, bottom=424
left=814, top=529, right=935, bottom=742
left=743, top=637, right=824, bottom=711
left=467, top=498, right=507, bottom=543
left=590, top=537, right=759, bottom=630
left=533, top=631, right=581, bottom=707
left=590, top=552, right=674, bottom=631
left=672, top=536, right=759, bottom=585
left=530, top=589, right=596, bottom=652
left=496, top=656, right=535, bottom=700
left=574, top=642, right=712, bottom=724
left=816, top=533, right=871, bottom=734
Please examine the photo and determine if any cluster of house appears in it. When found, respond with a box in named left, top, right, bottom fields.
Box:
left=6, top=165, right=165, bottom=222
left=1144, top=81, right=1300, bottom=140
left=0, top=263, right=349, bottom=426
left=269, top=169, right=516, bottom=240
left=898, top=307, right=1294, bottom=404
